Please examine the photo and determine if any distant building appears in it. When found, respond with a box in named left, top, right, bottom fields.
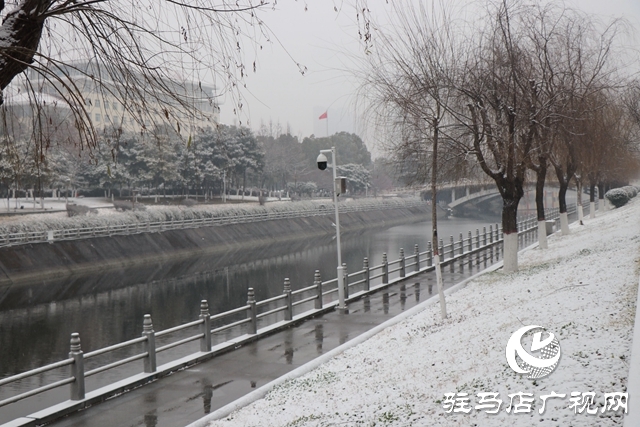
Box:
left=2, top=61, right=220, bottom=139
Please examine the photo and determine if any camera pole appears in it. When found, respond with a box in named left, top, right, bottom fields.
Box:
left=319, top=147, right=345, bottom=309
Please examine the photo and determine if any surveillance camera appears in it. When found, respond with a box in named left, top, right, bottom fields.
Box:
left=317, top=153, right=328, bottom=170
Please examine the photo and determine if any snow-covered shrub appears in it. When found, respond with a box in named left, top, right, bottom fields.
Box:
left=605, top=188, right=630, bottom=208
left=66, top=204, right=89, bottom=217
left=622, top=186, right=638, bottom=198
left=113, top=200, right=135, bottom=211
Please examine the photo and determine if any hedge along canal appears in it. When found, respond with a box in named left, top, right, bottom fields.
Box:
left=0, top=202, right=431, bottom=291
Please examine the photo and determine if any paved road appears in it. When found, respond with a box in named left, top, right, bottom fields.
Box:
left=48, top=265, right=476, bottom=427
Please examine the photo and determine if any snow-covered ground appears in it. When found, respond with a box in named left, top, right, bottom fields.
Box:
left=204, top=199, right=639, bottom=426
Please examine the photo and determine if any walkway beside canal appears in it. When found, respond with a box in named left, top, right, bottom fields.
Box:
left=42, top=248, right=497, bottom=427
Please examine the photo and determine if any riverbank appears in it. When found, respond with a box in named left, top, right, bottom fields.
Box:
left=0, top=200, right=430, bottom=289
left=198, top=198, right=639, bottom=426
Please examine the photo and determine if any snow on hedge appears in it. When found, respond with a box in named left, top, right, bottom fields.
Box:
left=622, top=186, right=638, bottom=198
left=0, top=198, right=424, bottom=235
left=206, top=198, right=639, bottom=427
left=606, top=187, right=636, bottom=208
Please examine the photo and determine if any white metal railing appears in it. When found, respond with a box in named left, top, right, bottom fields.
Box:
left=0, top=199, right=427, bottom=248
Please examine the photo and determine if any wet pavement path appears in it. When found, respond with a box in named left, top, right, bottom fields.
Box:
left=45, top=253, right=494, bottom=427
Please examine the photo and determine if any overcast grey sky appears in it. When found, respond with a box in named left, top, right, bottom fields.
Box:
left=219, top=1, right=640, bottom=146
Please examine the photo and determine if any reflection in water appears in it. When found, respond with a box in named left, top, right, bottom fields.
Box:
left=143, top=392, right=158, bottom=427
left=144, top=411, right=157, bottom=427
left=400, top=284, right=407, bottom=311
left=0, top=215, right=501, bottom=379
left=201, top=378, right=213, bottom=415
left=382, top=293, right=390, bottom=315
left=200, top=379, right=233, bottom=415
left=414, top=283, right=421, bottom=303
left=363, top=296, right=371, bottom=313
left=315, top=324, right=324, bottom=354
left=284, top=329, right=294, bottom=364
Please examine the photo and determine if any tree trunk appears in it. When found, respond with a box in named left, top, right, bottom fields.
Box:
left=598, top=181, right=606, bottom=212
left=589, top=181, right=596, bottom=219
left=501, top=192, right=521, bottom=273
left=242, top=169, right=247, bottom=201
left=535, top=162, right=546, bottom=222
left=0, top=0, right=49, bottom=99
left=576, top=179, right=583, bottom=225
left=557, top=181, right=570, bottom=235
left=431, top=115, right=446, bottom=320
left=534, top=159, right=548, bottom=249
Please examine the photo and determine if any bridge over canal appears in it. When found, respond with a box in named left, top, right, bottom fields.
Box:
left=404, top=182, right=569, bottom=217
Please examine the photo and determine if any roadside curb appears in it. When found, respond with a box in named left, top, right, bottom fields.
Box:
left=624, top=275, right=640, bottom=426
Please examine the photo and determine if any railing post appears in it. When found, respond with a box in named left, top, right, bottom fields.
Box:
left=314, top=270, right=323, bottom=309
left=426, top=243, right=433, bottom=267
left=363, top=258, right=371, bottom=290
left=69, top=333, right=85, bottom=401
left=449, top=236, right=454, bottom=258
left=142, top=314, right=157, bottom=373
left=199, top=300, right=211, bottom=352
left=382, top=253, right=389, bottom=283
left=283, top=278, right=293, bottom=321
left=468, top=231, right=472, bottom=252
left=414, top=245, right=420, bottom=272
left=459, top=233, right=463, bottom=255
left=483, top=227, right=487, bottom=246
left=247, top=288, right=257, bottom=334
left=439, top=239, right=444, bottom=260
left=496, top=223, right=500, bottom=240
left=399, top=248, right=405, bottom=278
left=342, top=263, right=349, bottom=299
left=476, top=229, right=480, bottom=248
left=489, top=225, right=493, bottom=243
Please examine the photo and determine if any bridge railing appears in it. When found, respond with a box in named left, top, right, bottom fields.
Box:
left=0, top=201, right=590, bottom=418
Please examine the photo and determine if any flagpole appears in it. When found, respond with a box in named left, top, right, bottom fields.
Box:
left=319, top=110, right=329, bottom=136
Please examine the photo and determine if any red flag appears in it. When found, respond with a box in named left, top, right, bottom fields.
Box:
left=319, top=111, right=328, bottom=120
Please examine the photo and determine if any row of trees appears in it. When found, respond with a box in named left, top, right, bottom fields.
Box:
left=362, top=0, right=640, bottom=273
left=0, top=126, right=379, bottom=198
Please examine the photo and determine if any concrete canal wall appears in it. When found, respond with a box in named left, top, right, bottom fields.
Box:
left=0, top=204, right=429, bottom=287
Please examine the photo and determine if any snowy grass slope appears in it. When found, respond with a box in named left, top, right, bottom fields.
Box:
left=0, top=198, right=422, bottom=235
left=206, top=199, right=639, bottom=427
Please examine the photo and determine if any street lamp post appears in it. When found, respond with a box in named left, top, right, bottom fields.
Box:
left=222, top=170, right=226, bottom=203
left=317, top=147, right=346, bottom=309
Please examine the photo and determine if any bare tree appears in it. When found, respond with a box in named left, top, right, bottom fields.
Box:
left=357, top=0, right=638, bottom=277
left=545, top=11, right=622, bottom=233
left=450, top=1, right=545, bottom=272
left=0, top=0, right=287, bottom=158
left=358, top=0, right=473, bottom=318
left=520, top=2, right=572, bottom=248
